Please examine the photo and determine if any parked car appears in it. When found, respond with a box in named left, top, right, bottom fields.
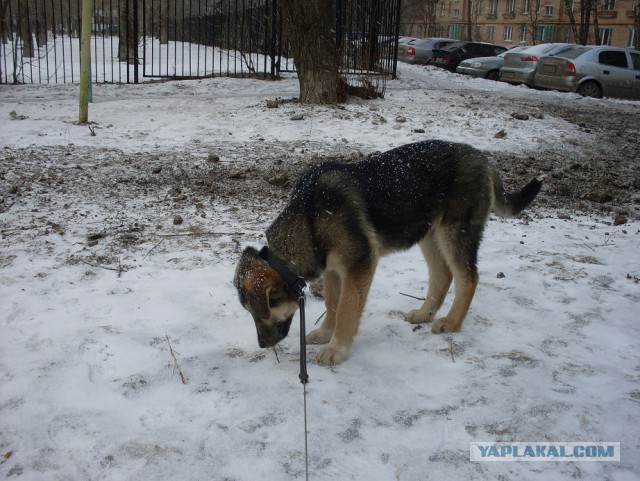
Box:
left=499, top=43, right=574, bottom=86
left=430, top=42, right=508, bottom=72
left=534, top=46, right=640, bottom=100
left=456, top=46, right=529, bottom=80
left=397, top=37, right=456, bottom=64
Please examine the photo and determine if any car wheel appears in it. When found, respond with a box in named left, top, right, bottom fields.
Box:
left=577, top=81, right=602, bottom=99
left=485, top=70, right=500, bottom=81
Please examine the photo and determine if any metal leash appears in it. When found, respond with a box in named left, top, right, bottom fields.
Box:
left=298, top=295, right=309, bottom=481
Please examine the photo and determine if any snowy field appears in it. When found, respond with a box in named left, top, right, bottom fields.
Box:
left=1, top=63, right=639, bottom=480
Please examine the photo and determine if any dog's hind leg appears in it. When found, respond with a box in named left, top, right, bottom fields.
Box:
left=405, top=232, right=453, bottom=325
left=306, top=270, right=341, bottom=345
left=316, top=264, right=377, bottom=366
left=430, top=223, right=482, bottom=333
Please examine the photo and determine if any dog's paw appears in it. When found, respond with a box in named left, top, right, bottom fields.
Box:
left=316, top=346, right=348, bottom=366
left=431, top=317, right=461, bottom=334
left=404, top=308, right=435, bottom=325
left=306, top=328, right=333, bottom=345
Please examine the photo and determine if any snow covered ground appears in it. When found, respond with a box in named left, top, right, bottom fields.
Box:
left=1, top=36, right=278, bottom=84
left=1, top=65, right=639, bottom=480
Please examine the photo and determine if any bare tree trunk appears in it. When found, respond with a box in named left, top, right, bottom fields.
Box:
left=562, top=0, right=580, bottom=43
left=118, top=0, right=137, bottom=62
left=279, top=0, right=342, bottom=104
left=579, top=0, right=593, bottom=44
left=466, top=0, right=472, bottom=40
left=592, top=1, right=600, bottom=45
left=160, top=0, right=168, bottom=44
left=35, top=0, right=48, bottom=48
left=426, top=0, right=436, bottom=36
left=1, top=0, right=10, bottom=43
left=635, top=0, right=640, bottom=49
left=529, top=0, right=541, bottom=44
left=19, top=0, right=34, bottom=57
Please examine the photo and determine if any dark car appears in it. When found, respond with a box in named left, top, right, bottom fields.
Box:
left=431, top=42, right=508, bottom=72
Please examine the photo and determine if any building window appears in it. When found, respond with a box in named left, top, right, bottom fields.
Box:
left=504, top=25, right=514, bottom=41
left=520, top=24, right=528, bottom=42
left=537, top=25, right=557, bottom=42
left=629, top=27, right=637, bottom=48
left=489, top=0, right=498, bottom=14
left=544, top=5, right=554, bottom=15
left=453, top=8, right=461, bottom=16
left=602, top=0, right=615, bottom=11
left=487, top=25, right=496, bottom=41
left=448, top=24, right=462, bottom=39
left=440, top=2, right=446, bottom=16
left=562, top=27, right=571, bottom=42
left=507, top=0, right=516, bottom=12
left=599, top=27, right=613, bottom=46
left=522, top=0, right=530, bottom=12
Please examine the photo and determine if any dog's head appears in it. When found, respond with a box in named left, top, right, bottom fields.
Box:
left=233, top=247, right=300, bottom=348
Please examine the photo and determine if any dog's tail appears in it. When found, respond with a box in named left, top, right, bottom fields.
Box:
left=492, top=168, right=543, bottom=217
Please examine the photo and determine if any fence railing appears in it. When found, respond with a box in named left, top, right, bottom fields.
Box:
left=1, top=0, right=401, bottom=85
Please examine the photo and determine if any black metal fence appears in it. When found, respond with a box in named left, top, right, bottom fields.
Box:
left=1, top=0, right=401, bottom=85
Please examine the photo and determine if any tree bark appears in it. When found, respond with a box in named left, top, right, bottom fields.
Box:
left=592, top=1, right=600, bottom=45
left=635, top=1, right=640, bottom=49
left=579, top=0, right=593, bottom=45
left=279, top=0, right=342, bottom=104
left=160, top=0, right=168, bottom=44
left=562, top=0, right=580, bottom=43
left=19, top=0, right=34, bottom=58
left=528, top=0, right=541, bottom=44
left=118, top=0, right=137, bottom=62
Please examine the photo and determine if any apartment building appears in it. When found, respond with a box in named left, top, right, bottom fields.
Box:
left=401, top=0, right=639, bottom=48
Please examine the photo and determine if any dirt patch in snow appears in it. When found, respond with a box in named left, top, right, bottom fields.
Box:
left=1, top=95, right=638, bottom=264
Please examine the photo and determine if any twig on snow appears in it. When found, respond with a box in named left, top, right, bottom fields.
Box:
left=166, top=335, right=187, bottom=385
left=399, top=292, right=425, bottom=301
left=157, top=231, right=245, bottom=238
left=142, top=238, right=165, bottom=261
left=78, top=257, right=124, bottom=277
left=448, top=337, right=456, bottom=363
left=314, top=310, right=327, bottom=325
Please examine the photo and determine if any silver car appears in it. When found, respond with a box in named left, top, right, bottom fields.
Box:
left=397, top=37, right=456, bottom=64
left=534, top=46, right=640, bottom=100
left=500, top=43, right=574, bottom=86
left=456, top=46, right=529, bottom=80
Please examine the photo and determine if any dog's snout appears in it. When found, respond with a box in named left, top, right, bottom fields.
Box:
left=255, top=316, right=293, bottom=349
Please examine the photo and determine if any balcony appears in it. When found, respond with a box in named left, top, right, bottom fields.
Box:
left=486, top=12, right=498, bottom=19
left=625, top=10, right=636, bottom=17
left=503, top=12, right=516, bottom=19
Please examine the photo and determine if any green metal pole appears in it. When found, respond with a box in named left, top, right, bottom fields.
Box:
left=79, top=0, right=93, bottom=123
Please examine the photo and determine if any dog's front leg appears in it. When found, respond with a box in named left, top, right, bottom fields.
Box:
left=316, top=267, right=375, bottom=366
left=306, top=270, right=340, bottom=345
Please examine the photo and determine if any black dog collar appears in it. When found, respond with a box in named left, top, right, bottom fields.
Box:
left=258, top=246, right=307, bottom=298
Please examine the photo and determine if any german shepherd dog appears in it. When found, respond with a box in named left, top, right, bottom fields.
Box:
left=234, top=140, right=542, bottom=365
